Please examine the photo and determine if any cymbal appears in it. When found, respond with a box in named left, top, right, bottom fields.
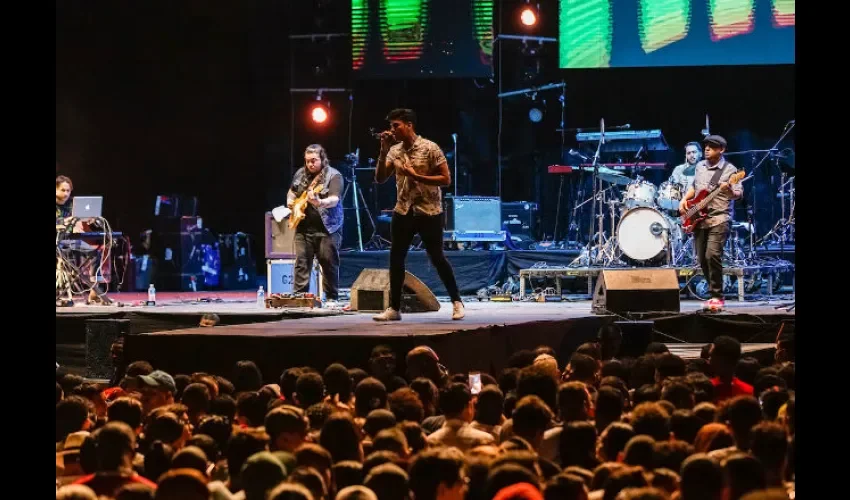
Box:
left=598, top=172, right=632, bottom=186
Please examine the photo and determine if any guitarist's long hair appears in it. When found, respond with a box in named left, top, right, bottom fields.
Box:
left=296, top=144, right=330, bottom=192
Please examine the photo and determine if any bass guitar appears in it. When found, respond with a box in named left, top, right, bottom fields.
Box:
left=288, top=183, right=324, bottom=230
left=681, top=170, right=746, bottom=233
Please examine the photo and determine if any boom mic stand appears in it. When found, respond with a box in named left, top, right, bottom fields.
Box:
left=587, top=118, right=606, bottom=265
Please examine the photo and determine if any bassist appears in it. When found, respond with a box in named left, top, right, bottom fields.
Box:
left=678, top=135, right=743, bottom=311
left=287, top=144, right=344, bottom=303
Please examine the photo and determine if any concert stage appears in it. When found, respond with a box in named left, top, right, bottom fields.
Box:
left=65, top=296, right=792, bottom=382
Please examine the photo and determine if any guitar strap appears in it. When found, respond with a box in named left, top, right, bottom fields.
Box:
left=707, top=160, right=726, bottom=190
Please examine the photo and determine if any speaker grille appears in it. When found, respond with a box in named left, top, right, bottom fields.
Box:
left=356, top=290, right=386, bottom=312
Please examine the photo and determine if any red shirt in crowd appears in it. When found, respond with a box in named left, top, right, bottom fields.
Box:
left=711, top=377, right=754, bottom=403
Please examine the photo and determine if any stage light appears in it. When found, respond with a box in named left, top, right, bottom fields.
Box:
left=528, top=107, right=543, bottom=123
left=520, top=2, right=537, bottom=27
left=311, top=104, right=329, bottom=124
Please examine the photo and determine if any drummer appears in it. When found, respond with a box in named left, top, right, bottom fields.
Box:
left=669, top=141, right=702, bottom=192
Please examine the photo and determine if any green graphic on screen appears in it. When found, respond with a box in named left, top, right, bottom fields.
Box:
left=638, top=0, right=690, bottom=54
left=559, top=0, right=612, bottom=69
left=559, top=0, right=794, bottom=68
left=379, top=0, right=426, bottom=63
left=351, top=1, right=494, bottom=78
left=772, top=0, right=794, bottom=27
left=708, top=0, right=754, bottom=41
left=352, top=0, right=368, bottom=70
left=473, top=0, right=494, bottom=61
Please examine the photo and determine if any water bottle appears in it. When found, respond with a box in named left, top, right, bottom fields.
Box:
left=147, top=284, right=156, bottom=305
left=257, top=285, right=265, bottom=308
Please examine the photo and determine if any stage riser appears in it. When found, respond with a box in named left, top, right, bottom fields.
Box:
left=123, top=314, right=791, bottom=381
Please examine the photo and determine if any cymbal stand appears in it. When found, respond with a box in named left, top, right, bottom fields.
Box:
left=598, top=199, right=625, bottom=265
left=580, top=119, right=606, bottom=266
left=759, top=175, right=795, bottom=251
left=568, top=184, right=618, bottom=266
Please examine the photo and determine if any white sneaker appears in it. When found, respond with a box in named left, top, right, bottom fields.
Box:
left=373, top=307, right=401, bottom=321
left=452, top=301, right=465, bottom=320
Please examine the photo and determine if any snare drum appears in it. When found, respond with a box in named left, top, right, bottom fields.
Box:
left=656, top=181, right=683, bottom=211
left=623, top=180, right=657, bottom=209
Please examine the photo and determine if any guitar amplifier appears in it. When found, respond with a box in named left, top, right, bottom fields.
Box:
left=264, top=212, right=296, bottom=259
left=501, top=201, right=539, bottom=238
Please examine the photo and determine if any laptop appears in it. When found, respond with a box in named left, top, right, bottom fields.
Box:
left=71, top=196, right=103, bottom=218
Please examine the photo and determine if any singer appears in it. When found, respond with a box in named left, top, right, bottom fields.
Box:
left=678, top=135, right=743, bottom=312
left=373, top=108, right=464, bottom=321
left=286, top=144, right=344, bottom=304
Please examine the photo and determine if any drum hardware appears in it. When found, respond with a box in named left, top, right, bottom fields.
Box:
left=759, top=174, right=795, bottom=250
left=569, top=182, right=625, bottom=267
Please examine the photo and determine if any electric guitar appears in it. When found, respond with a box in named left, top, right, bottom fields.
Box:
left=681, top=170, right=746, bottom=233
left=288, top=183, right=324, bottom=230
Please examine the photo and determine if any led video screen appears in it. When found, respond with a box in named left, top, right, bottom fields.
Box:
left=559, top=0, right=795, bottom=68
left=352, top=0, right=494, bottom=78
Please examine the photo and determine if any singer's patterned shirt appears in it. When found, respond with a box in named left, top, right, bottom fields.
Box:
left=386, top=135, right=448, bottom=216
left=692, top=158, right=743, bottom=228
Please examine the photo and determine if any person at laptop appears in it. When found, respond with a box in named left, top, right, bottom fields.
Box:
left=56, top=175, right=73, bottom=225
left=55, top=175, right=108, bottom=302
left=56, top=175, right=101, bottom=233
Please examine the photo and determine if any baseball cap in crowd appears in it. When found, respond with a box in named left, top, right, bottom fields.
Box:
left=137, top=370, right=177, bottom=394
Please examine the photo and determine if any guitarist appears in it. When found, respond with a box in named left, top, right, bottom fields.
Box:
left=678, top=135, right=743, bottom=311
left=286, top=144, right=344, bottom=303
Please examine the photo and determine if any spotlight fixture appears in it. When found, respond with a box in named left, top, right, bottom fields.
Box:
left=520, top=1, right=538, bottom=27
left=310, top=90, right=329, bottom=125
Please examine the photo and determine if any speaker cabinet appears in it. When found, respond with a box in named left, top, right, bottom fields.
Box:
left=265, top=211, right=296, bottom=259
left=593, top=269, right=680, bottom=315
left=350, top=269, right=440, bottom=313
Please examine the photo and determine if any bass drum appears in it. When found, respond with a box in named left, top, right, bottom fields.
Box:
left=617, top=207, right=671, bottom=263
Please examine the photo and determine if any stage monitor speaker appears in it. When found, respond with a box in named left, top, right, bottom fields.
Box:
left=350, top=269, right=440, bottom=313
left=265, top=211, right=296, bottom=259
left=85, top=319, right=131, bottom=379
left=592, top=269, right=680, bottom=315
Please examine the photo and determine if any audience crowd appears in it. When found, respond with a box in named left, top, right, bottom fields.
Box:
left=55, top=324, right=796, bottom=500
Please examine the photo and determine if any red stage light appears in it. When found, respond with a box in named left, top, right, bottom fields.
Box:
left=311, top=105, right=329, bottom=124
left=520, top=7, right=537, bottom=27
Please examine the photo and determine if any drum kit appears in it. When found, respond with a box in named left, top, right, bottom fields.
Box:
left=569, top=172, right=751, bottom=268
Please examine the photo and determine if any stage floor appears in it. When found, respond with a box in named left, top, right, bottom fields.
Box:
left=131, top=298, right=791, bottom=337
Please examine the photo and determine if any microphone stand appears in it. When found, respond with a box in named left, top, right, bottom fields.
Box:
left=587, top=119, right=605, bottom=265
left=452, top=134, right=458, bottom=197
